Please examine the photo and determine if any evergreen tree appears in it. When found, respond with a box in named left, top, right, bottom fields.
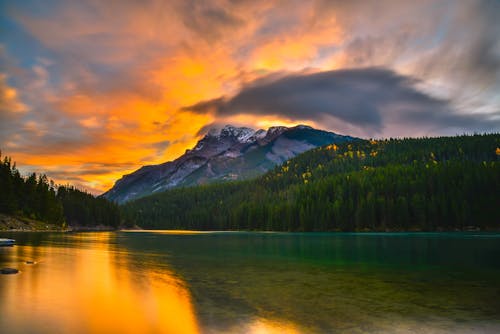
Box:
left=0, top=151, right=120, bottom=228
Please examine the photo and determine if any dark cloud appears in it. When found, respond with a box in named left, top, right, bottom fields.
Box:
left=184, top=68, right=499, bottom=136
left=307, top=0, right=500, bottom=117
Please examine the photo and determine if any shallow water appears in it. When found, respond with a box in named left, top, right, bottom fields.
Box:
left=0, top=231, right=499, bottom=333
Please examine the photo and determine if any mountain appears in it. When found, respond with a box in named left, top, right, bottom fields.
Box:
left=103, top=125, right=355, bottom=203
left=120, top=134, right=500, bottom=231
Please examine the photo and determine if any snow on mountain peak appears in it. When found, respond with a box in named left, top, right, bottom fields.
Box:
left=252, top=129, right=267, bottom=140
left=219, top=125, right=256, bottom=142
left=198, top=124, right=317, bottom=148
left=266, top=126, right=288, bottom=137
left=295, top=125, right=313, bottom=130
left=193, top=125, right=256, bottom=151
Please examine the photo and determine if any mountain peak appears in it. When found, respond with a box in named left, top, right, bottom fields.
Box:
left=294, top=124, right=313, bottom=130
left=103, top=124, right=355, bottom=203
left=219, top=125, right=256, bottom=142
left=267, top=126, right=288, bottom=136
left=203, top=125, right=256, bottom=142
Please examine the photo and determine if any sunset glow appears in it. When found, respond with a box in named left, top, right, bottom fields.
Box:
left=1, top=234, right=200, bottom=334
left=1, top=0, right=499, bottom=193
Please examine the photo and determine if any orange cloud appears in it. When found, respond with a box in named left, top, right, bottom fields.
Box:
left=0, top=74, right=28, bottom=113
left=249, top=8, right=343, bottom=71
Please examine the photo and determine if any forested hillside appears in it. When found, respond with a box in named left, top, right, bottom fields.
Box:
left=121, top=134, right=500, bottom=231
left=0, top=152, right=120, bottom=229
left=57, top=185, right=121, bottom=228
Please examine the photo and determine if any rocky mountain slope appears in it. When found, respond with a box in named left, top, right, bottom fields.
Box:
left=103, top=125, right=355, bottom=203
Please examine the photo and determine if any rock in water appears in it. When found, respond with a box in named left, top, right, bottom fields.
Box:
left=0, top=268, right=19, bottom=274
left=0, top=238, right=15, bottom=246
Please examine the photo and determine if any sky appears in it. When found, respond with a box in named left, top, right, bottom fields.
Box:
left=1, top=0, right=499, bottom=194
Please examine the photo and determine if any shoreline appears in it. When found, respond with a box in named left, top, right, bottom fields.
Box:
left=2, top=214, right=497, bottom=233
left=88, top=228, right=500, bottom=233
left=2, top=229, right=498, bottom=234
left=0, top=213, right=65, bottom=232
left=0, top=214, right=118, bottom=232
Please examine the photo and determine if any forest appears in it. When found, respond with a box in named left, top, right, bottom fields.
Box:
left=121, top=134, right=500, bottom=231
left=0, top=152, right=120, bottom=228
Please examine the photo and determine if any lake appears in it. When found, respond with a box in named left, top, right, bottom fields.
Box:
left=1, top=231, right=499, bottom=333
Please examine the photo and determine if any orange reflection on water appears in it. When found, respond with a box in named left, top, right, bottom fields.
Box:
left=0, top=233, right=199, bottom=334
left=216, top=318, right=303, bottom=334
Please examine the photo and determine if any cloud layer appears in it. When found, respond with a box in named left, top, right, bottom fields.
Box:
left=1, top=0, right=499, bottom=193
left=185, top=68, right=498, bottom=137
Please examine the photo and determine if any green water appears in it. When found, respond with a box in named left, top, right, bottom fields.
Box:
left=1, top=231, right=499, bottom=333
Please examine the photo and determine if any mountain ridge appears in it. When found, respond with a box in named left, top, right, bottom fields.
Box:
left=103, top=124, right=355, bottom=203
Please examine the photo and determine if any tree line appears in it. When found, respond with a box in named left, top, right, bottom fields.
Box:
left=0, top=152, right=120, bottom=228
left=121, top=134, right=500, bottom=231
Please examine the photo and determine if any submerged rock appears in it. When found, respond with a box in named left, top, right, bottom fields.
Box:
left=0, top=268, right=19, bottom=274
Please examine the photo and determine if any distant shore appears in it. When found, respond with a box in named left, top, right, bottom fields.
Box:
left=1, top=213, right=495, bottom=233
left=0, top=214, right=118, bottom=232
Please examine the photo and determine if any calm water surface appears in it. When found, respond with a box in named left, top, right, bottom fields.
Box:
left=0, top=231, right=499, bottom=333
